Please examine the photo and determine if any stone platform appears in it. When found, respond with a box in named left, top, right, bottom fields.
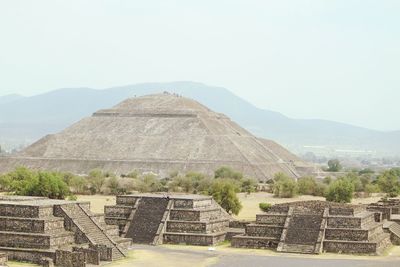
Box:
left=232, top=201, right=392, bottom=255
left=0, top=196, right=130, bottom=266
left=104, top=193, right=231, bottom=246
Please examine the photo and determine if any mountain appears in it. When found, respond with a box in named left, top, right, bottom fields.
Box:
left=0, top=94, right=24, bottom=105
left=0, top=81, right=399, bottom=157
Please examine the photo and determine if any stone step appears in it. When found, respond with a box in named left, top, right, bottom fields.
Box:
left=163, top=231, right=226, bottom=246
left=126, top=198, right=169, bottom=244
left=280, top=243, right=315, bottom=254
left=231, top=235, right=280, bottom=249
left=324, top=233, right=391, bottom=255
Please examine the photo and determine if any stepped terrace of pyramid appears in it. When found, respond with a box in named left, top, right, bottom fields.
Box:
left=104, top=193, right=231, bottom=246
left=0, top=93, right=314, bottom=180
left=0, top=195, right=130, bottom=267
left=231, top=201, right=393, bottom=255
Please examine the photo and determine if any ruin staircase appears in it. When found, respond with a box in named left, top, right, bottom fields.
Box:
left=125, top=197, right=170, bottom=244
left=277, top=207, right=326, bottom=254
left=388, top=222, right=400, bottom=244
left=60, top=204, right=126, bottom=260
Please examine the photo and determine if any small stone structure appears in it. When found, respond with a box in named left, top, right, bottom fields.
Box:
left=0, top=196, right=130, bottom=266
left=232, top=201, right=391, bottom=255
left=368, top=198, right=400, bottom=245
left=104, top=193, right=231, bottom=246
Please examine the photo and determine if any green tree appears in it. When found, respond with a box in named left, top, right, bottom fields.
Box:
left=69, top=175, right=88, bottom=194
left=208, top=179, right=242, bottom=215
left=108, top=176, right=124, bottom=195
left=241, top=178, right=257, bottom=194
left=327, top=159, right=342, bottom=172
left=376, top=169, right=400, bottom=197
left=297, top=176, right=317, bottom=195
left=88, top=169, right=106, bottom=194
left=9, top=169, right=71, bottom=199
left=214, top=166, right=243, bottom=180
left=325, top=179, right=354, bottom=203
left=272, top=173, right=298, bottom=198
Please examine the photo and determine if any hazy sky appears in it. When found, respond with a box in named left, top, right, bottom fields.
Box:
left=0, top=0, right=399, bottom=131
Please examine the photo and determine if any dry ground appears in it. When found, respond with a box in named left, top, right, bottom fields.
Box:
left=7, top=245, right=400, bottom=267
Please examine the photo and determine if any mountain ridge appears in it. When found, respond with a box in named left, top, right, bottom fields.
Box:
left=0, top=81, right=399, bottom=157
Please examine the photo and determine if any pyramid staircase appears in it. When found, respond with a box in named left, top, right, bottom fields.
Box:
left=105, top=194, right=230, bottom=246
left=0, top=196, right=130, bottom=266
left=232, top=201, right=392, bottom=255
left=124, top=197, right=170, bottom=244
left=277, top=207, right=327, bottom=254
left=57, top=203, right=129, bottom=260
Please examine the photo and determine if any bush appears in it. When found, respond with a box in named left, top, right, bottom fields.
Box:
left=272, top=173, right=297, bottom=198
left=325, top=179, right=354, bottom=203
left=214, top=166, right=243, bottom=180
left=241, top=178, right=257, bottom=194
left=136, top=174, right=163, bottom=192
left=326, top=159, right=342, bottom=172
left=69, top=175, right=89, bottom=194
left=208, top=179, right=242, bottom=215
left=5, top=168, right=71, bottom=199
left=376, top=169, right=400, bottom=197
left=259, top=202, right=272, bottom=212
left=297, top=176, right=317, bottom=195
left=88, top=169, right=106, bottom=194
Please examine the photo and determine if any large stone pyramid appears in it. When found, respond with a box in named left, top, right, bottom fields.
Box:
left=0, top=93, right=314, bottom=180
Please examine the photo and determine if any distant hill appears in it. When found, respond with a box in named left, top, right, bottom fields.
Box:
left=0, top=81, right=399, bottom=157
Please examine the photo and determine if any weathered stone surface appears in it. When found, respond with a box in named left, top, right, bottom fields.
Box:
left=232, top=200, right=393, bottom=255
left=105, top=193, right=231, bottom=246
left=0, top=196, right=129, bottom=266
left=0, top=94, right=315, bottom=180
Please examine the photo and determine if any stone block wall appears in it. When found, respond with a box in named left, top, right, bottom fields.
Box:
left=55, top=250, right=85, bottom=267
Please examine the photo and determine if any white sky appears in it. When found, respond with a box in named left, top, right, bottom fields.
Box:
left=0, top=0, right=399, bottom=131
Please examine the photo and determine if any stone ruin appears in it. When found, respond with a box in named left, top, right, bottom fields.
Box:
left=0, top=196, right=130, bottom=266
left=104, top=193, right=231, bottom=246
left=232, top=201, right=392, bottom=255
left=367, top=198, right=400, bottom=245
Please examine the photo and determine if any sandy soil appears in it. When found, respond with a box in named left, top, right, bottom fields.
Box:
left=76, top=195, right=116, bottom=214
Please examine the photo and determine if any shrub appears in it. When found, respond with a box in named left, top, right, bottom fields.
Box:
left=241, top=178, right=257, bottom=194
left=214, top=166, right=243, bottom=180
left=376, top=169, right=400, bottom=197
left=326, top=159, right=342, bottom=172
left=88, top=169, right=106, bottom=194
left=136, top=174, right=163, bottom=192
left=8, top=168, right=71, bottom=199
left=325, top=179, right=354, bottom=203
left=208, top=179, right=242, bottom=215
left=69, top=175, right=89, bottom=194
left=272, top=173, right=297, bottom=198
left=297, top=176, right=317, bottom=195
left=259, top=202, right=272, bottom=212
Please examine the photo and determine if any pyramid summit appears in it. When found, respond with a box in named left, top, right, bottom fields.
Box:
left=0, top=93, right=314, bottom=180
